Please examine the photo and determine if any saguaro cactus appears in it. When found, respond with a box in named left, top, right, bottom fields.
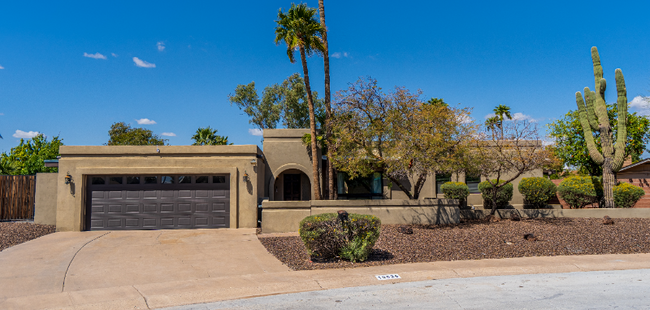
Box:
left=575, top=46, right=627, bottom=208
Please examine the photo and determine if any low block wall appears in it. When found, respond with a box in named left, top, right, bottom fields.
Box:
left=34, top=173, right=58, bottom=226
left=261, top=199, right=459, bottom=233
left=462, top=208, right=650, bottom=220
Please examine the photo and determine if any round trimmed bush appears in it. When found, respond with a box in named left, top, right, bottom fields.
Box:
left=478, top=180, right=513, bottom=209
left=299, top=213, right=381, bottom=262
left=518, top=177, right=557, bottom=208
left=557, top=176, right=600, bottom=209
left=441, top=182, right=470, bottom=206
left=613, top=182, right=645, bottom=208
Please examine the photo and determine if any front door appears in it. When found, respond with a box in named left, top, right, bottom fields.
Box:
left=283, top=174, right=301, bottom=201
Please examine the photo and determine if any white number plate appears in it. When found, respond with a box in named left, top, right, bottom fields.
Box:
left=375, top=274, right=401, bottom=280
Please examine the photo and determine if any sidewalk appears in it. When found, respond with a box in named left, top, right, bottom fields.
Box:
left=1, top=229, right=649, bottom=309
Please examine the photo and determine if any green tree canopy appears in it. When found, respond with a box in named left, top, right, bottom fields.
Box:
left=229, top=73, right=325, bottom=130
left=107, top=122, right=167, bottom=146
left=547, top=105, right=650, bottom=175
left=191, top=127, right=232, bottom=145
left=1, top=134, right=63, bottom=175
left=330, top=77, right=477, bottom=199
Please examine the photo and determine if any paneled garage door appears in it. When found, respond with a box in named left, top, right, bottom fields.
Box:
left=86, top=175, right=230, bottom=230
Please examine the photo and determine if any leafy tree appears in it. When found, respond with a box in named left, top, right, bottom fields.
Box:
left=330, top=77, right=477, bottom=199
left=547, top=105, right=650, bottom=176
left=107, top=122, right=167, bottom=146
left=229, top=73, right=325, bottom=130
left=1, top=134, right=63, bottom=175
left=275, top=3, right=326, bottom=200
left=318, top=0, right=335, bottom=200
left=485, top=104, right=512, bottom=135
left=191, top=127, right=232, bottom=145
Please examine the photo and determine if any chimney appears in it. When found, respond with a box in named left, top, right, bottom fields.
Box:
left=623, top=155, right=633, bottom=168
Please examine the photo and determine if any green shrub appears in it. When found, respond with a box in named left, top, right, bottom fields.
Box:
left=441, top=182, right=470, bottom=206
left=299, top=213, right=381, bottom=262
left=478, top=180, right=513, bottom=209
left=613, top=182, right=645, bottom=208
left=557, top=176, right=600, bottom=209
left=518, top=177, right=557, bottom=208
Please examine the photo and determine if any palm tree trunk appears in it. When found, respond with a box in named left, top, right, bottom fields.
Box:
left=299, top=46, right=322, bottom=200
left=318, top=0, right=335, bottom=200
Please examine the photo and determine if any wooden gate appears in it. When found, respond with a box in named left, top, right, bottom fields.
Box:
left=0, top=175, right=36, bottom=220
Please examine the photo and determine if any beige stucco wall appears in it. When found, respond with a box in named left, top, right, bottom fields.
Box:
left=263, top=129, right=321, bottom=200
left=34, top=173, right=58, bottom=226
left=55, top=145, right=263, bottom=231
left=261, top=199, right=459, bottom=233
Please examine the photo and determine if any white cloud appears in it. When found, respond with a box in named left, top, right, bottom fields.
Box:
left=111, top=53, right=118, bottom=57
left=0, top=113, right=3, bottom=115
left=83, top=52, right=107, bottom=60
left=136, top=118, right=157, bottom=125
left=331, top=52, right=349, bottom=59
left=13, top=130, right=40, bottom=139
left=157, top=42, right=165, bottom=52
left=0, top=65, right=4, bottom=69
left=248, top=128, right=263, bottom=136
left=629, top=96, right=649, bottom=108
left=484, top=113, right=496, bottom=119
left=133, top=57, right=156, bottom=68
left=161, top=132, right=176, bottom=137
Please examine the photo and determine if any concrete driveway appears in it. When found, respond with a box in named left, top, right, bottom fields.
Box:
left=0, top=229, right=293, bottom=309
left=2, top=229, right=650, bottom=309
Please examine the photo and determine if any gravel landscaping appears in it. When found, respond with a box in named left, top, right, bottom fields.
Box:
left=0, top=222, right=56, bottom=252
left=259, top=218, right=650, bottom=271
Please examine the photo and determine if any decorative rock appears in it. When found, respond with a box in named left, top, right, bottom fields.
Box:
left=524, top=233, right=537, bottom=241
left=510, top=213, right=521, bottom=221
left=603, top=216, right=614, bottom=225
left=397, top=225, right=413, bottom=234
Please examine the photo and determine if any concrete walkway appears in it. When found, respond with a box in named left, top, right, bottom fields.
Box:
left=1, top=229, right=650, bottom=309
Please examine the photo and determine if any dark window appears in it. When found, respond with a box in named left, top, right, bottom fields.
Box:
left=337, top=172, right=383, bottom=199
left=109, top=176, right=123, bottom=185
left=213, top=176, right=226, bottom=183
left=178, top=176, right=192, bottom=184
left=91, top=177, right=105, bottom=185
left=127, top=176, right=140, bottom=184
left=466, top=174, right=481, bottom=193
left=196, top=176, right=209, bottom=183
left=161, top=176, right=174, bottom=184
left=436, top=173, right=452, bottom=195
left=144, top=176, right=158, bottom=184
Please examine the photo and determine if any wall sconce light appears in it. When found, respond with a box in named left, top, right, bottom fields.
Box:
left=243, top=171, right=249, bottom=182
left=250, top=159, right=257, bottom=166
left=64, top=173, right=72, bottom=185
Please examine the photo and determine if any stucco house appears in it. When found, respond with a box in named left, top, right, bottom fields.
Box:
left=34, top=129, right=540, bottom=232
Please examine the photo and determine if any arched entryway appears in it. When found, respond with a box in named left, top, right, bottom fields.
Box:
left=268, top=164, right=313, bottom=201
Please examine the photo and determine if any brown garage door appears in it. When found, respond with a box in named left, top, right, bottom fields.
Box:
left=86, top=175, right=230, bottom=230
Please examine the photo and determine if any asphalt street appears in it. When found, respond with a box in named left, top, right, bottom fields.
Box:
left=165, top=269, right=650, bottom=310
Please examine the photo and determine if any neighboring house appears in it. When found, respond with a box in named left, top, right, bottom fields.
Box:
left=35, top=129, right=541, bottom=232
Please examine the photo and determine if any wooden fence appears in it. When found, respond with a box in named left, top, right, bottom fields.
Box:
left=0, top=175, right=36, bottom=220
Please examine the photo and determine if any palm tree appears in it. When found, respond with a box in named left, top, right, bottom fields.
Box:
left=191, top=127, right=231, bottom=145
left=275, top=3, right=325, bottom=200
left=318, top=0, right=335, bottom=200
left=491, top=104, right=512, bottom=137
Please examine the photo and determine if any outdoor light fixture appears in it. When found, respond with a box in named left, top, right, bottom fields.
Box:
left=243, top=171, right=249, bottom=182
left=250, top=159, right=257, bottom=166
left=64, top=173, right=72, bottom=185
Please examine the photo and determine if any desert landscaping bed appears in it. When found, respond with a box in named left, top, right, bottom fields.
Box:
left=259, top=218, right=650, bottom=271
left=0, top=222, right=56, bottom=252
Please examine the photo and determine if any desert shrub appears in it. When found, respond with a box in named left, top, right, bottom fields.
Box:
left=299, top=213, right=381, bottom=262
left=613, top=182, right=645, bottom=208
left=557, top=176, right=600, bottom=209
left=441, top=182, right=470, bottom=206
left=518, top=177, right=557, bottom=208
left=478, top=180, right=513, bottom=209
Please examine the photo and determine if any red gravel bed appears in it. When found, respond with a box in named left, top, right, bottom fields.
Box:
left=0, top=222, right=56, bottom=252
left=258, top=218, right=650, bottom=271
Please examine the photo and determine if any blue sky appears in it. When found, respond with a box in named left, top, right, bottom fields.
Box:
left=1, top=0, right=650, bottom=153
